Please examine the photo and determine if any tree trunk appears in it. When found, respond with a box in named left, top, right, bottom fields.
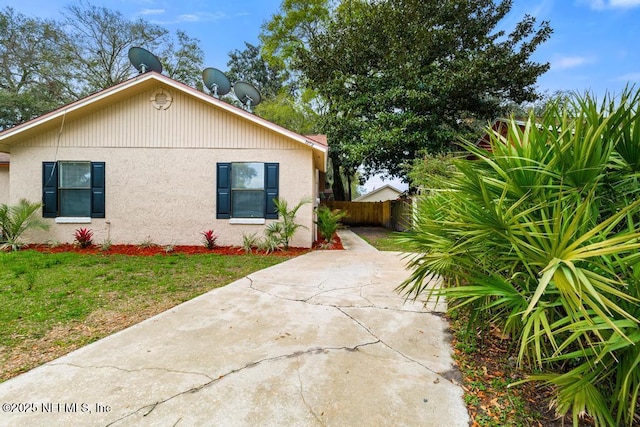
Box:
left=330, top=152, right=347, bottom=201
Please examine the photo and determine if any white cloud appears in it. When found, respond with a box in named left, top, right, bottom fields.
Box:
left=529, top=0, right=554, bottom=17
left=151, top=11, right=226, bottom=25
left=177, top=14, right=200, bottom=22
left=553, top=55, right=595, bottom=69
left=582, top=0, right=640, bottom=9
left=175, top=11, right=226, bottom=23
left=138, top=9, right=165, bottom=16
left=611, top=0, right=640, bottom=7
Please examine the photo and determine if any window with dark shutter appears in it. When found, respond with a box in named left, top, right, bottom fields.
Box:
left=265, top=163, right=279, bottom=219
left=91, top=162, right=105, bottom=218
left=216, top=162, right=279, bottom=219
left=216, top=163, right=231, bottom=219
left=42, top=161, right=106, bottom=218
left=42, top=162, right=58, bottom=218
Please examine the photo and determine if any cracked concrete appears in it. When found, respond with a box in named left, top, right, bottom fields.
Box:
left=0, top=230, right=469, bottom=426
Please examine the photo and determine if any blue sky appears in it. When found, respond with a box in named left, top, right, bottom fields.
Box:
left=3, top=0, right=640, bottom=191
left=508, top=0, right=640, bottom=99
left=3, top=0, right=639, bottom=99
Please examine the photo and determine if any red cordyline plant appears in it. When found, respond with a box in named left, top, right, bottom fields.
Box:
left=73, top=228, right=93, bottom=248
left=201, top=230, right=218, bottom=249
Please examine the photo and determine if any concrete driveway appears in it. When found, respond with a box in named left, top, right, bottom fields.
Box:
left=0, top=231, right=469, bottom=426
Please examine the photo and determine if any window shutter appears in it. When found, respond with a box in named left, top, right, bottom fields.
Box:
left=265, top=163, right=279, bottom=219
left=217, top=163, right=231, bottom=219
left=91, top=162, right=106, bottom=218
left=42, top=162, right=58, bottom=218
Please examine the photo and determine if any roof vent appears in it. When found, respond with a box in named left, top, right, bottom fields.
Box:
left=150, top=89, right=172, bottom=110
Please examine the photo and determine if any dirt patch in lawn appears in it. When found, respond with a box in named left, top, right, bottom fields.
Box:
left=1, top=301, right=176, bottom=382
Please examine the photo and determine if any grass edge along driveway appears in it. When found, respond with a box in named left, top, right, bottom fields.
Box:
left=0, top=250, right=294, bottom=382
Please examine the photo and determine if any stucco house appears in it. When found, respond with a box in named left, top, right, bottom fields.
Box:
left=0, top=72, right=327, bottom=248
left=353, top=184, right=403, bottom=202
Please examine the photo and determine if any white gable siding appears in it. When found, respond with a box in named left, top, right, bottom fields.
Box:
left=18, top=86, right=299, bottom=151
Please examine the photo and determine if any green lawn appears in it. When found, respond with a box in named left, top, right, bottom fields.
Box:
left=0, top=250, right=292, bottom=381
left=353, top=229, right=415, bottom=252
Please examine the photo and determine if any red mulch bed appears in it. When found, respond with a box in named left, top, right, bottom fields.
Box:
left=24, top=235, right=344, bottom=256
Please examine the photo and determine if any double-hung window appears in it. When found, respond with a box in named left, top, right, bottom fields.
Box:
left=231, top=163, right=265, bottom=218
left=217, top=162, right=279, bottom=220
left=42, top=161, right=105, bottom=219
left=59, top=162, right=92, bottom=217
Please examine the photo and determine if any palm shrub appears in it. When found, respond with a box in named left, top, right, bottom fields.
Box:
left=0, top=199, right=49, bottom=251
left=242, top=232, right=260, bottom=253
left=264, top=198, right=310, bottom=249
left=315, top=205, right=347, bottom=243
left=398, top=88, right=640, bottom=426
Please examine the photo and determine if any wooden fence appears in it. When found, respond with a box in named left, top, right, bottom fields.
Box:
left=322, top=200, right=392, bottom=228
left=322, top=199, right=414, bottom=230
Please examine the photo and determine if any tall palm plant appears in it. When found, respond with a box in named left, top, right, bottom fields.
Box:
left=399, top=88, right=640, bottom=426
left=264, top=198, right=310, bottom=249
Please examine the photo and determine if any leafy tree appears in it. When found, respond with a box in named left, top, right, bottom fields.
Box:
left=0, top=2, right=206, bottom=129
left=260, top=0, right=332, bottom=73
left=0, top=7, right=72, bottom=129
left=406, top=152, right=458, bottom=193
left=261, top=0, right=552, bottom=198
left=225, top=40, right=321, bottom=142
left=306, top=0, right=552, bottom=175
left=160, top=30, right=205, bottom=91
left=260, top=0, right=348, bottom=196
left=61, top=1, right=168, bottom=95
left=255, top=92, right=319, bottom=134
left=226, top=42, right=291, bottom=99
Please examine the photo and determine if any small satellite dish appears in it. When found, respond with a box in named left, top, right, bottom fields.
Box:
left=202, top=67, right=231, bottom=98
left=233, top=81, right=262, bottom=112
left=128, top=47, right=163, bottom=74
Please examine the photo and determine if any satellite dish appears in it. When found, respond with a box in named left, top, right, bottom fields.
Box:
left=128, top=47, right=163, bottom=74
left=202, top=67, right=231, bottom=98
left=233, top=81, right=262, bottom=112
